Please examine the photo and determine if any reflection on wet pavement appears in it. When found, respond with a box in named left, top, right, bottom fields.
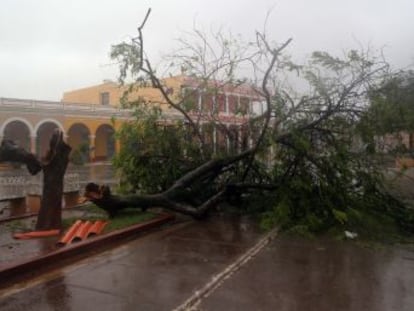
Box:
left=1, top=216, right=414, bottom=311
left=200, top=237, right=414, bottom=311
left=0, top=215, right=263, bottom=311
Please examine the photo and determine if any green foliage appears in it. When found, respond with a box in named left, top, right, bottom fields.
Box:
left=258, top=51, right=414, bottom=237
left=70, top=142, right=90, bottom=165
left=110, top=19, right=414, bottom=241
left=62, top=209, right=155, bottom=233
left=261, top=161, right=414, bottom=237
left=332, top=209, right=348, bottom=225
left=113, top=100, right=203, bottom=194
left=260, top=123, right=414, bottom=236
left=110, top=42, right=143, bottom=83
left=359, top=70, right=414, bottom=153
left=4, top=219, right=31, bottom=231
left=104, top=210, right=155, bottom=232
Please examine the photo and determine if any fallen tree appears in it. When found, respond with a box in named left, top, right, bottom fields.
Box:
left=84, top=149, right=253, bottom=218
left=85, top=9, right=414, bottom=234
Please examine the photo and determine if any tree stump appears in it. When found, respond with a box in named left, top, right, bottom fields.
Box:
left=35, top=130, right=71, bottom=230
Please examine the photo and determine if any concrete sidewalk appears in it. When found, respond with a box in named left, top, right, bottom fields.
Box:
left=1, top=214, right=414, bottom=311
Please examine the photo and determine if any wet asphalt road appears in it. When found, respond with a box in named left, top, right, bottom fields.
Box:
left=1, top=215, right=414, bottom=311
left=200, top=237, right=414, bottom=311
left=0, top=215, right=263, bottom=311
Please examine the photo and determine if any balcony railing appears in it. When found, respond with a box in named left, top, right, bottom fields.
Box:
left=0, top=97, right=133, bottom=118
left=0, top=96, right=263, bottom=122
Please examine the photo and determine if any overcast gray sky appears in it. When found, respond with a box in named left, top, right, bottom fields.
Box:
left=0, top=0, right=413, bottom=101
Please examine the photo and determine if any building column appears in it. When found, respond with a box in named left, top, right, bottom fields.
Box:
left=213, top=126, right=217, bottom=154
left=198, top=90, right=202, bottom=111
left=115, top=139, right=121, bottom=155
left=225, top=125, right=231, bottom=153
left=238, top=126, right=243, bottom=153
left=30, top=135, right=37, bottom=154
left=89, top=135, right=95, bottom=162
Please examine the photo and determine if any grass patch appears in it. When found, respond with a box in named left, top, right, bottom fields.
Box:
left=3, top=219, right=32, bottom=232
left=74, top=203, right=108, bottom=216
left=62, top=205, right=157, bottom=233
left=104, top=209, right=156, bottom=232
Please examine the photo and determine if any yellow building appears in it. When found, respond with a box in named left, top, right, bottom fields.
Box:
left=62, top=76, right=187, bottom=109
left=62, top=79, right=179, bottom=162
left=0, top=97, right=128, bottom=163
left=62, top=75, right=263, bottom=155
left=62, top=75, right=260, bottom=112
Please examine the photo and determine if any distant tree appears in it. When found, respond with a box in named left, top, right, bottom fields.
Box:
left=367, top=70, right=414, bottom=134
left=358, top=70, right=414, bottom=153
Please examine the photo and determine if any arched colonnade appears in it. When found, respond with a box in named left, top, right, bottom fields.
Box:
left=0, top=117, right=117, bottom=162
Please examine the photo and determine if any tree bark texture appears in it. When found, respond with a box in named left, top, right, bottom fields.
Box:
left=35, top=130, right=71, bottom=230
left=83, top=149, right=253, bottom=218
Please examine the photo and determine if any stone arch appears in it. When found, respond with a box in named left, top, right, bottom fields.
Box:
left=35, top=119, right=64, bottom=159
left=95, top=123, right=115, bottom=161
left=0, top=117, right=35, bottom=137
left=34, top=119, right=64, bottom=134
left=67, top=123, right=91, bottom=164
left=0, top=118, right=34, bottom=152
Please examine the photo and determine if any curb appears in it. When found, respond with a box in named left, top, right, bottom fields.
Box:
left=0, top=204, right=91, bottom=224
left=0, top=213, right=175, bottom=288
left=0, top=204, right=90, bottom=224
left=0, top=212, right=39, bottom=224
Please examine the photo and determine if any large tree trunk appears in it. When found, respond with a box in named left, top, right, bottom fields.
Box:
left=83, top=149, right=254, bottom=218
left=35, top=130, right=71, bottom=230
left=84, top=183, right=227, bottom=219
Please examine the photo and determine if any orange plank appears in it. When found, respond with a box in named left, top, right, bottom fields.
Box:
left=13, top=229, right=60, bottom=240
